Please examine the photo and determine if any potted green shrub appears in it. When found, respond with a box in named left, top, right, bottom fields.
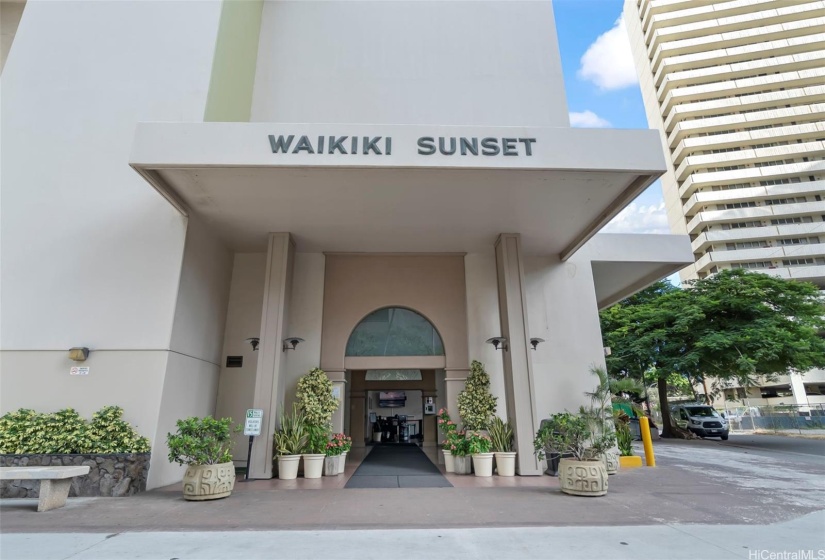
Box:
left=534, top=412, right=608, bottom=497
left=273, top=404, right=307, bottom=480
left=489, top=417, right=516, bottom=476
left=437, top=408, right=457, bottom=473
left=166, top=416, right=237, bottom=501
left=296, top=367, right=339, bottom=479
left=457, top=360, right=497, bottom=431
left=467, top=432, right=493, bottom=477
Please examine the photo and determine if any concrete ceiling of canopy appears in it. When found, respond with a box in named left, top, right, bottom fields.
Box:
left=584, top=234, right=694, bottom=310
left=129, top=123, right=667, bottom=258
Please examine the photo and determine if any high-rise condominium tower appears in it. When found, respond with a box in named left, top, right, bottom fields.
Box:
left=624, top=0, right=825, bottom=286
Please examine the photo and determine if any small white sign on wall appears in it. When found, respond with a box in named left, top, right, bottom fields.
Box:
left=331, top=386, right=341, bottom=400
left=244, top=409, right=263, bottom=436
left=69, top=366, right=90, bottom=376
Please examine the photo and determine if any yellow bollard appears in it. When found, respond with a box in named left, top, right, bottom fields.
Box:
left=639, top=417, right=656, bottom=467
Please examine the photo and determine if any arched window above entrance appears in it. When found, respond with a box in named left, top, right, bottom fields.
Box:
left=346, top=307, right=445, bottom=356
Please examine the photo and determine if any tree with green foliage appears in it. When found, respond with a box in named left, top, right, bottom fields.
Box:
left=457, top=360, right=497, bottom=430
left=600, top=270, right=825, bottom=437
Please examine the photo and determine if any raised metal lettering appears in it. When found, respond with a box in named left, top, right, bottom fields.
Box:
left=417, top=137, right=436, bottom=155
left=292, top=135, right=315, bottom=154
left=328, top=136, right=348, bottom=154
left=269, top=134, right=295, bottom=153
left=481, top=137, right=500, bottom=156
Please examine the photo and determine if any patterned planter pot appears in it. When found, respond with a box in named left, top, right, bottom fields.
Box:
left=558, top=458, right=607, bottom=497
left=604, top=449, right=620, bottom=475
left=182, top=462, right=235, bottom=501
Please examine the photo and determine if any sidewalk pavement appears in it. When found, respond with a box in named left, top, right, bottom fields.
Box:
left=3, top=511, right=825, bottom=560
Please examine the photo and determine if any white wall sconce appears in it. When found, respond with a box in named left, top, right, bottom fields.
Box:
left=68, top=347, right=90, bottom=362
left=282, top=337, right=305, bottom=351
left=529, top=338, right=545, bottom=350
left=245, top=338, right=260, bottom=351
left=485, top=337, right=508, bottom=351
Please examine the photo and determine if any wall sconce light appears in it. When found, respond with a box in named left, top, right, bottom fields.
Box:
left=68, top=347, right=90, bottom=362
left=485, top=337, right=508, bottom=351
left=245, top=338, right=260, bottom=351
left=282, top=337, right=305, bottom=351
left=529, top=338, right=545, bottom=350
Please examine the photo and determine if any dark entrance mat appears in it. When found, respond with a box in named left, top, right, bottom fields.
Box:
left=345, top=445, right=452, bottom=488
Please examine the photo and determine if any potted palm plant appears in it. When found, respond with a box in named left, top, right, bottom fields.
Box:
left=273, top=404, right=307, bottom=480
left=166, top=416, right=237, bottom=501
left=489, top=417, right=516, bottom=476
left=534, top=412, right=608, bottom=497
left=468, top=432, right=493, bottom=477
left=582, top=366, right=621, bottom=475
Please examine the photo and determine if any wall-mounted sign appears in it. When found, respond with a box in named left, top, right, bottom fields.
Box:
left=268, top=135, right=536, bottom=157
left=244, top=409, right=263, bottom=436
left=69, top=366, right=90, bottom=376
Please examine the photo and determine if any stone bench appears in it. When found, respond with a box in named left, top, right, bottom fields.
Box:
left=0, top=466, right=91, bottom=511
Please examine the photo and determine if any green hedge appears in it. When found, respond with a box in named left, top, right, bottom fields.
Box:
left=0, top=406, right=150, bottom=455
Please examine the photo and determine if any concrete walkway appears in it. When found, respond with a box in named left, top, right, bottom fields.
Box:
left=3, top=511, right=824, bottom=560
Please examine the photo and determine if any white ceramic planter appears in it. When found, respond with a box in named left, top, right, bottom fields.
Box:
left=452, top=455, right=471, bottom=475
left=302, top=454, right=325, bottom=479
left=442, top=449, right=455, bottom=473
left=338, top=451, right=347, bottom=474
left=472, top=453, right=494, bottom=477
left=277, top=454, right=301, bottom=480
left=182, top=462, right=235, bottom=501
left=494, top=451, right=517, bottom=476
left=558, top=458, right=608, bottom=497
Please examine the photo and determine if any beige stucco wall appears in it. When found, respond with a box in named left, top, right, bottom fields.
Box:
left=321, top=254, right=469, bottom=374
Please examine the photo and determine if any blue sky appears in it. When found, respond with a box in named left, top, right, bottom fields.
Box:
left=553, top=0, right=670, bottom=236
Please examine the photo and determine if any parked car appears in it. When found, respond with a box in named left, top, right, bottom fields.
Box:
left=672, top=404, right=729, bottom=440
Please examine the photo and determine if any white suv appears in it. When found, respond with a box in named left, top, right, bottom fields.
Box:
left=672, top=405, right=729, bottom=440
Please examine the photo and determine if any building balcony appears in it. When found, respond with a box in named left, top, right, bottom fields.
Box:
left=664, top=85, right=825, bottom=133
left=695, top=244, right=825, bottom=273
left=691, top=222, right=825, bottom=253
left=674, top=140, right=825, bottom=181
left=764, top=264, right=825, bottom=286
left=647, top=2, right=825, bottom=58
left=643, top=0, right=801, bottom=38
left=651, top=16, right=825, bottom=72
left=667, top=103, right=825, bottom=149
left=672, top=120, right=825, bottom=163
left=641, top=0, right=723, bottom=29
left=686, top=199, right=825, bottom=234
left=661, top=67, right=825, bottom=115
left=682, top=180, right=825, bottom=216
left=657, top=49, right=825, bottom=101
left=679, top=160, right=825, bottom=198
left=654, top=32, right=825, bottom=88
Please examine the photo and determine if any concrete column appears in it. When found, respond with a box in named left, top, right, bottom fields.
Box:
left=249, top=233, right=295, bottom=479
left=445, top=368, right=468, bottom=424
left=328, top=373, right=347, bottom=435
left=789, top=373, right=809, bottom=410
left=495, top=234, right=541, bottom=476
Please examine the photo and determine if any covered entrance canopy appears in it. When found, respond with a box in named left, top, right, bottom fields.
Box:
left=130, top=123, right=667, bottom=260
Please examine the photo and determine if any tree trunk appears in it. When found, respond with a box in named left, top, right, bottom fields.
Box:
left=658, top=376, right=674, bottom=438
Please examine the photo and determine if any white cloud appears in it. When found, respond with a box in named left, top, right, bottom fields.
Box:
left=578, top=16, right=638, bottom=91
left=602, top=201, right=671, bottom=234
left=569, top=110, right=612, bottom=128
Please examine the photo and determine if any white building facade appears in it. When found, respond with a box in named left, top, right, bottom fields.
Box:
left=1, top=0, right=691, bottom=488
left=624, top=0, right=825, bottom=286
left=624, top=0, right=825, bottom=409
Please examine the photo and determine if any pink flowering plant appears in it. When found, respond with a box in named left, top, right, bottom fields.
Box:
left=325, top=433, right=351, bottom=456
left=449, top=430, right=470, bottom=457
left=438, top=408, right=458, bottom=451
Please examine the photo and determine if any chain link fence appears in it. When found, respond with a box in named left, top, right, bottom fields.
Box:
left=723, top=403, right=825, bottom=434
